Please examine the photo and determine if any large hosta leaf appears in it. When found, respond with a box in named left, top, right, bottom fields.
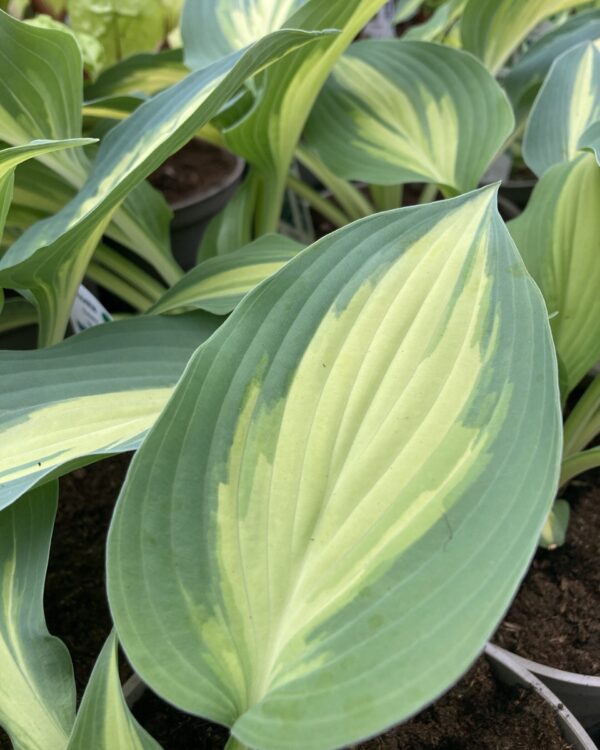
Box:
left=84, top=49, right=187, bottom=99
left=502, top=10, right=600, bottom=116
left=0, top=482, right=75, bottom=750
left=304, top=40, right=514, bottom=194
left=0, top=26, right=328, bottom=345
left=0, top=11, right=177, bottom=284
left=0, top=312, right=220, bottom=509
left=182, top=0, right=306, bottom=70
left=108, top=188, right=561, bottom=750
left=66, top=632, right=160, bottom=750
left=523, top=41, right=600, bottom=177
left=149, top=234, right=302, bottom=315
left=509, top=153, right=600, bottom=398
left=460, top=0, right=590, bottom=75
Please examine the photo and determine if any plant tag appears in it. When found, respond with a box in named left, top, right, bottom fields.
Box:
left=70, top=284, right=112, bottom=333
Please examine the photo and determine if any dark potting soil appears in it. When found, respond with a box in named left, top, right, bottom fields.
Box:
left=354, top=656, right=571, bottom=750
left=3, top=455, right=572, bottom=749
left=148, top=138, right=239, bottom=205
left=495, top=469, right=600, bottom=675
left=44, top=452, right=134, bottom=694
left=133, top=655, right=572, bottom=750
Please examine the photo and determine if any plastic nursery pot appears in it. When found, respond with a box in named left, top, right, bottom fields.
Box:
left=153, top=139, right=245, bottom=270
left=498, top=178, right=536, bottom=210
left=486, top=644, right=598, bottom=748
left=0, top=325, right=38, bottom=350
left=497, top=646, right=600, bottom=743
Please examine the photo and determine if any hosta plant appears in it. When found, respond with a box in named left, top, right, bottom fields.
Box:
left=0, top=1, right=599, bottom=748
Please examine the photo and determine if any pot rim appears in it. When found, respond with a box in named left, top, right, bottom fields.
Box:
left=494, top=645, right=600, bottom=688
left=169, top=153, right=245, bottom=213
left=485, top=643, right=596, bottom=749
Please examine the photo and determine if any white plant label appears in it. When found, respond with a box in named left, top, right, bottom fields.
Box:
left=70, top=284, right=112, bottom=333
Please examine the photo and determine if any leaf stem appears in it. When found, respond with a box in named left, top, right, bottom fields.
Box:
left=0, top=298, right=37, bottom=333
left=560, top=446, right=600, bottom=488
left=418, top=182, right=439, bottom=204
left=295, top=144, right=374, bottom=220
left=255, top=173, right=286, bottom=236
left=93, top=245, right=167, bottom=302
left=286, top=174, right=350, bottom=228
left=563, top=375, right=600, bottom=457
left=86, top=263, right=153, bottom=312
left=370, top=183, right=403, bottom=211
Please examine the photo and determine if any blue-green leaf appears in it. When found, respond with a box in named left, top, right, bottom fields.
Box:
left=108, top=187, right=561, bottom=750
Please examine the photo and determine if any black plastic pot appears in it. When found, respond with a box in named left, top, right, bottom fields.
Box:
left=0, top=325, right=37, bottom=350
left=498, top=647, right=600, bottom=743
left=169, top=155, right=245, bottom=270
left=498, top=178, right=536, bottom=210
left=485, top=644, right=596, bottom=749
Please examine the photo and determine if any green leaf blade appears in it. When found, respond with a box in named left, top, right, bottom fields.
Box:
left=149, top=233, right=303, bottom=315
left=182, top=0, right=307, bottom=70
left=523, top=41, right=600, bottom=177
left=502, top=9, right=600, bottom=115
left=0, top=483, right=75, bottom=750
left=304, top=40, right=514, bottom=194
left=0, top=313, right=220, bottom=509
left=509, top=153, right=600, bottom=397
left=0, top=27, right=330, bottom=345
left=0, top=10, right=178, bottom=290
left=460, top=0, right=590, bottom=75
left=108, top=188, right=561, bottom=749
left=66, top=632, right=160, bottom=750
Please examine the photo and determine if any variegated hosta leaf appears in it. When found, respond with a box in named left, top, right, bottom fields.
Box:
left=198, top=170, right=261, bottom=260
left=0, top=141, right=96, bottom=176
left=84, top=49, right=187, bottom=100
left=509, top=153, right=600, bottom=398
left=579, top=120, right=600, bottom=164
left=523, top=41, right=600, bottom=177
left=0, top=139, right=94, bottom=249
left=219, top=0, right=388, bottom=234
left=149, top=234, right=303, bottom=315
left=402, top=0, right=466, bottom=42
left=0, top=11, right=178, bottom=285
left=66, top=632, right=160, bottom=750
left=502, top=9, right=600, bottom=116
left=0, top=482, right=75, bottom=750
left=182, top=0, right=307, bottom=70
left=460, top=0, right=590, bottom=75
left=108, top=187, right=561, bottom=750
left=11, top=159, right=76, bottom=219
left=304, top=40, right=514, bottom=194
left=0, top=312, right=220, bottom=510
left=0, top=27, right=328, bottom=346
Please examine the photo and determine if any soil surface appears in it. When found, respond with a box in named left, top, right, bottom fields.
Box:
left=355, top=656, right=571, bottom=750
left=495, top=469, right=600, bottom=675
left=133, top=653, right=574, bottom=750
left=0, top=456, right=579, bottom=749
left=149, top=139, right=239, bottom=205
left=45, top=454, right=134, bottom=695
